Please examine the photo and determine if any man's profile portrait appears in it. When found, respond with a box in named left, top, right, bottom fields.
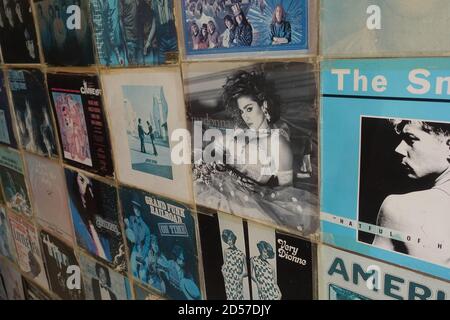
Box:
left=358, top=117, right=450, bottom=267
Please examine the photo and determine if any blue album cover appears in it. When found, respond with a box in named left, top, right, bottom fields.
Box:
left=328, top=284, right=370, bottom=301
left=90, top=0, right=178, bottom=66
left=0, top=73, right=17, bottom=148
left=34, top=0, right=95, bottom=66
left=65, top=168, right=127, bottom=273
left=7, top=69, right=58, bottom=158
left=120, top=186, right=202, bottom=300
left=181, top=0, right=308, bottom=57
left=321, top=58, right=450, bottom=281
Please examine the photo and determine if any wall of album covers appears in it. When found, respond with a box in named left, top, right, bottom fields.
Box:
left=0, top=0, right=448, bottom=301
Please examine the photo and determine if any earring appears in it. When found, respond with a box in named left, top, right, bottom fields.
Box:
left=262, top=102, right=271, bottom=122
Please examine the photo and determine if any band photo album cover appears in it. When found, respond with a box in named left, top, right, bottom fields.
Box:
left=25, top=153, right=74, bottom=244
left=8, top=69, right=58, bottom=158
left=182, top=0, right=309, bottom=57
left=184, top=61, right=319, bottom=236
left=90, top=0, right=178, bottom=67
left=0, top=146, right=32, bottom=217
left=198, top=209, right=313, bottom=300
left=101, top=69, right=193, bottom=204
left=0, top=0, right=40, bottom=63
left=47, top=72, right=114, bottom=177
left=120, top=186, right=202, bottom=300
left=34, top=0, right=95, bottom=66
left=65, top=167, right=127, bottom=272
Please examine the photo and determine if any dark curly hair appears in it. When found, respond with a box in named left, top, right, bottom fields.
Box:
left=221, top=229, right=237, bottom=244
left=222, top=70, right=280, bottom=129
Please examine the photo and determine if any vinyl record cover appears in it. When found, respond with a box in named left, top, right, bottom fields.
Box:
left=8, top=68, right=58, bottom=158
left=0, top=146, right=32, bottom=216
left=79, top=252, right=131, bottom=300
left=319, top=245, right=449, bottom=300
left=40, top=230, right=85, bottom=299
left=22, top=276, right=51, bottom=300
left=0, top=0, right=40, bottom=63
left=47, top=72, right=114, bottom=177
left=181, top=0, right=309, bottom=59
left=0, top=259, right=24, bottom=300
left=65, top=167, right=127, bottom=272
left=120, top=186, right=202, bottom=300
left=198, top=209, right=313, bottom=300
left=34, top=0, right=95, bottom=66
left=25, top=154, right=74, bottom=244
left=184, top=61, right=319, bottom=236
left=0, top=207, right=17, bottom=262
left=321, top=0, right=450, bottom=57
left=90, top=0, right=178, bottom=67
left=101, top=68, right=193, bottom=204
left=8, top=212, right=49, bottom=290
left=321, top=58, right=450, bottom=281
left=0, top=72, right=17, bottom=148
left=133, top=282, right=165, bottom=300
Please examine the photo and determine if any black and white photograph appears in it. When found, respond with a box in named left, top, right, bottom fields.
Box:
left=0, top=0, right=40, bottom=63
left=8, top=68, right=58, bottom=158
left=358, top=116, right=450, bottom=267
left=184, top=61, right=319, bottom=235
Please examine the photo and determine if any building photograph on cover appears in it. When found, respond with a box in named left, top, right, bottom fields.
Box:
left=120, top=186, right=201, bottom=300
left=182, top=0, right=308, bottom=57
left=25, top=154, right=74, bottom=244
left=8, top=212, right=49, bottom=290
left=65, top=168, right=127, bottom=272
left=184, top=61, right=319, bottom=236
left=0, top=146, right=32, bottom=216
left=358, top=116, right=450, bottom=267
left=0, top=207, right=16, bottom=262
left=79, top=252, right=131, bottom=300
left=8, top=69, right=58, bottom=158
left=0, top=0, right=40, bottom=63
left=34, top=0, right=95, bottom=66
left=47, top=73, right=114, bottom=177
left=198, top=208, right=313, bottom=300
left=0, top=259, right=24, bottom=300
left=101, top=69, right=193, bottom=204
left=40, top=230, right=85, bottom=300
left=0, top=72, right=17, bottom=148
left=90, top=0, right=178, bottom=67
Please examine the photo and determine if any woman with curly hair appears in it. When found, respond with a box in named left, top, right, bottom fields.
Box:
left=193, top=69, right=318, bottom=235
